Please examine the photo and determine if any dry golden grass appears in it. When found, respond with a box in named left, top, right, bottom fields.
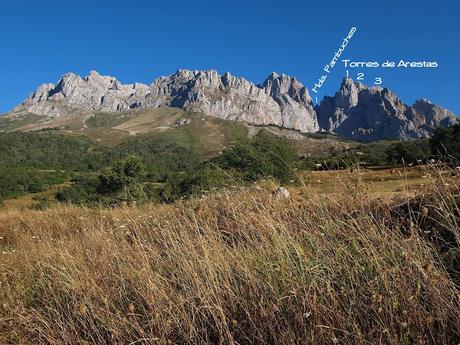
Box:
left=1, top=168, right=459, bottom=344
left=303, top=165, right=438, bottom=196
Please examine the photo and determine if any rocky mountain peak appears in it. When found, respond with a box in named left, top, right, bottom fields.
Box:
left=412, top=98, right=457, bottom=127
left=417, top=98, right=433, bottom=105
left=11, top=71, right=457, bottom=141
left=261, top=73, right=312, bottom=108
left=85, top=70, right=118, bottom=89
left=15, top=69, right=319, bottom=132
left=316, top=78, right=458, bottom=141
left=335, top=77, right=360, bottom=108
left=339, top=77, right=354, bottom=89
left=18, top=71, right=150, bottom=116
left=25, top=83, right=55, bottom=104
left=413, top=98, right=434, bottom=109
left=147, top=70, right=318, bottom=132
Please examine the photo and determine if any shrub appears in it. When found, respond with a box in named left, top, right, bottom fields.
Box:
left=430, top=124, right=460, bottom=161
left=215, top=132, right=298, bottom=183
left=98, top=155, right=146, bottom=194
left=387, top=139, right=431, bottom=164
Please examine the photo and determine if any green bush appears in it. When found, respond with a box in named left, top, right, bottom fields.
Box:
left=430, top=125, right=460, bottom=161
left=386, top=139, right=430, bottom=164
left=55, top=174, right=99, bottom=204
left=158, top=166, right=237, bottom=202
left=57, top=156, right=150, bottom=205
left=98, top=155, right=146, bottom=194
left=215, top=132, right=298, bottom=183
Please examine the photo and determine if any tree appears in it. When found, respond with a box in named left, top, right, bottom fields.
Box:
left=387, top=140, right=430, bottom=164
left=98, top=155, right=146, bottom=194
left=430, top=125, right=460, bottom=161
left=215, top=132, right=298, bottom=183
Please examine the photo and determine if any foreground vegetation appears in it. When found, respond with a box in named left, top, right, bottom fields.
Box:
left=1, top=166, right=459, bottom=344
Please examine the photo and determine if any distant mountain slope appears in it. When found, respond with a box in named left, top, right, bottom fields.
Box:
left=316, top=78, right=458, bottom=142
left=13, top=70, right=319, bottom=133
left=5, top=70, right=458, bottom=142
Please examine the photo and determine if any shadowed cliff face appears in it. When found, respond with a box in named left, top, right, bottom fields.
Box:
left=316, top=78, right=458, bottom=142
left=11, top=71, right=457, bottom=141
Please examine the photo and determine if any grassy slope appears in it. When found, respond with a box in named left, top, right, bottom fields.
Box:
left=0, top=169, right=459, bottom=344
left=0, top=182, right=70, bottom=211
left=0, top=107, right=360, bottom=154
left=0, top=113, right=46, bottom=132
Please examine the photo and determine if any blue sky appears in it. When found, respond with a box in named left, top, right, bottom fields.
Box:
left=0, top=0, right=458, bottom=114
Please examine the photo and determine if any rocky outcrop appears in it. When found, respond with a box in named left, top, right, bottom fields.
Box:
left=259, top=73, right=318, bottom=132
left=316, top=78, right=458, bottom=142
left=13, top=72, right=457, bottom=141
left=272, top=186, right=290, bottom=199
left=143, top=70, right=318, bottom=132
left=412, top=99, right=458, bottom=128
left=17, top=70, right=319, bottom=132
left=18, top=71, right=151, bottom=117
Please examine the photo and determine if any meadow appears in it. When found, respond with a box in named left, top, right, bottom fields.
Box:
left=1, top=165, right=459, bottom=344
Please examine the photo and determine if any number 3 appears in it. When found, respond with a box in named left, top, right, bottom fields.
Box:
left=374, top=77, right=382, bottom=85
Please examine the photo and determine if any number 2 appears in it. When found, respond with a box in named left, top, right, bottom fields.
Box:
left=357, top=73, right=364, bottom=81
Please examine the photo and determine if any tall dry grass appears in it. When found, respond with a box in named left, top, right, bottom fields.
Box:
left=0, top=169, right=459, bottom=344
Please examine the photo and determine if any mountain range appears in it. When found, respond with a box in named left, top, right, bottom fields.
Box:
left=4, top=69, right=458, bottom=142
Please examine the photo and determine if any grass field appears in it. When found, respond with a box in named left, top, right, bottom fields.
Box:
left=1, top=166, right=459, bottom=344
left=0, top=165, right=450, bottom=211
left=1, top=182, right=70, bottom=211
left=304, top=165, right=443, bottom=196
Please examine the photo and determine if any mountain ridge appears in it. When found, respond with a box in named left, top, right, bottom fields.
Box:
left=7, top=69, right=458, bottom=142
left=315, top=77, right=458, bottom=141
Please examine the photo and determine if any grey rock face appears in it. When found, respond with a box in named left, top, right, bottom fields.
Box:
left=412, top=99, right=458, bottom=127
left=144, top=70, right=319, bottom=132
left=316, top=78, right=458, bottom=142
left=14, top=72, right=457, bottom=141
left=18, top=71, right=151, bottom=116
left=17, top=70, right=319, bottom=133
left=260, top=73, right=318, bottom=132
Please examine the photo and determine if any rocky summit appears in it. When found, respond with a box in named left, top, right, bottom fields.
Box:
left=16, top=70, right=319, bottom=133
left=316, top=78, right=458, bottom=142
left=19, top=71, right=151, bottom=117
left=12, top=71, right=458, bottom=142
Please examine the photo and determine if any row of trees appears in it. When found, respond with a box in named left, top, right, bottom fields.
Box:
left=306, top=125, right=460, bottom=170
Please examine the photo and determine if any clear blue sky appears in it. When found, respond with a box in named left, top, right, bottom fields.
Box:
left=1, top=0, right=458, bottom=114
